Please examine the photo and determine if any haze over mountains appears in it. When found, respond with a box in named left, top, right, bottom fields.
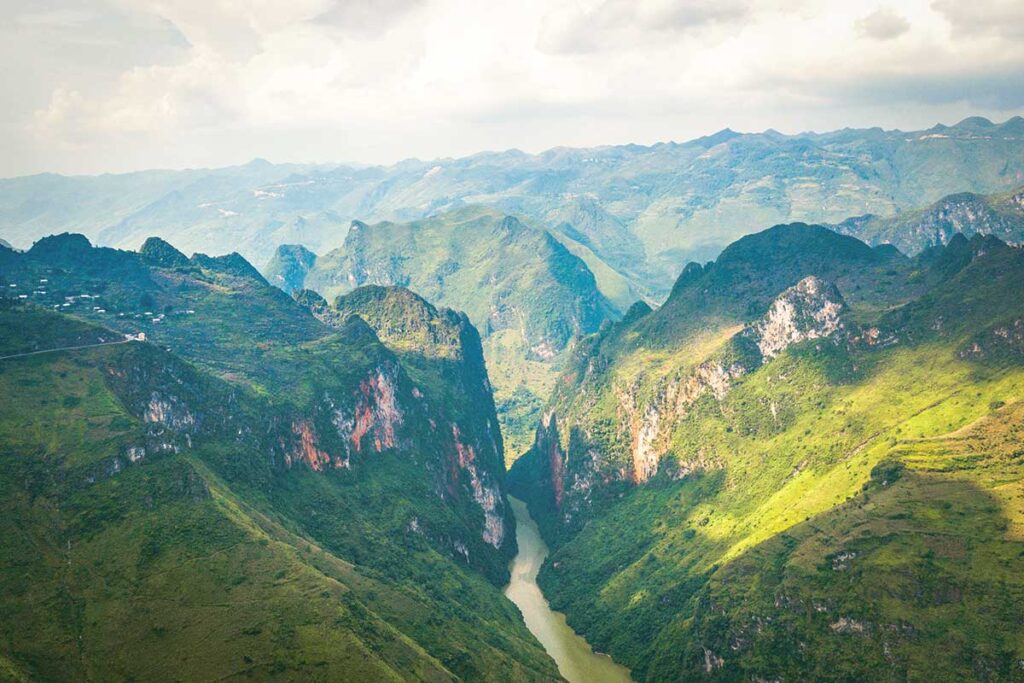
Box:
left=3, top=116, right=1024, bottom=297
left=5, top=111, right=1024, bottom=682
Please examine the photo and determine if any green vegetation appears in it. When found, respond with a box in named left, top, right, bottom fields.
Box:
left=4, top=116, right=1024, bottom=298
left=833, top=185, right=1024, bottom=256
left=272, top=206, right=619, bottom=462
left=0, top=239, right=561, bottom=680
left=264, top=243, right=317, bottom=294
left=510, top=225, right=1024, bottom=680
left=7, top=176, right=1024, bottom=680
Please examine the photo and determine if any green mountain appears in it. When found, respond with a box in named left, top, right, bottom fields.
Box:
left=0, top=236, right=560, bottom=681
left=263, top=243, right=317, bottom=294
left=3, top=117, right=1024, bottom=295
left=832, top=185, right=1024, bottom=255
left=268, top=206, right=619, bottom=462
left=508, top=225, right=1024, bottom=680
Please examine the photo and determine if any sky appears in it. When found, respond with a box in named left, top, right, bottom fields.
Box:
left=2, top=0, right=1023, bottom=177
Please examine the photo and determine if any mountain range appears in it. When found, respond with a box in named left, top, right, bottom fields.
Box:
left=4, top=115, right=1024, bottom=682
left=832, top=185, right=1024, bottom=255
left=3, top=116, right=1024, bottom=298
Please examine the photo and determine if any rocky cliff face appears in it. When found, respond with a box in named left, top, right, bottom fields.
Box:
left=617, top=357, right=748, bottom=485
left=511, top=275, right=850, bottom=529
left=833, top=185, right=1024, bottom=255
left=283, top=360, right=407, bottom=471
left=748, top=276, right=844, bottom=359
left=2, top=236, right=518, bottom=580
left=314, top=285, right=515, bottom=553
left=620, top=276, right=847, bottom=485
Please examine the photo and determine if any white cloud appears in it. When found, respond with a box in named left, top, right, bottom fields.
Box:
left=932, top=0, right=1024, bottom=40
left=537, top=0, right=752, bottom=54
left=856, top=7, right=910, bottom=40
left=3, top=0, right=1024, bottom=175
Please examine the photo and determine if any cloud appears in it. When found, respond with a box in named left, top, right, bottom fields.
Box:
left=30, top=46, right=243, bottom=144
left=313, top=0, right=426, bottom=32
left=4, top=0, right=1024, bottom=176
left=537, top=0, right=751, bottom=54
left=855, top=8, right=909, bottom=40
left=932, top=0, right=1024, bottom=40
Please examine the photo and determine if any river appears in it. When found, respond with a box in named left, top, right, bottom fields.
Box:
left=504, top=497, right=633, bottom=683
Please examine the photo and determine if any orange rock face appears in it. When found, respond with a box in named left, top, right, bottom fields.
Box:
left=291, top=419, right=331, bottom=471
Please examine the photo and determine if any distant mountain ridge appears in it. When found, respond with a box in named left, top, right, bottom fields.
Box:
left=3, top=115, right=1024, bottom=296
left=267, top=206, right=619, bottom=461
left=831, top=184, right=1024, bottom=255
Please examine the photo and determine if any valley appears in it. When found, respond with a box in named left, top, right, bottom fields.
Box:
left=507, top=226, right=1024, bottom=680
left=3, top=122, right=1024, bottom=682
left=505, top=497, right=632, bottom=683
left=266, top=207, right=619, bottom=462
left=0, top=239, right=557, bottom=681
left=8, top=0, right=1024, bottom=677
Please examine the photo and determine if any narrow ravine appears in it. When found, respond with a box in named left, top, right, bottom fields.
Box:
left=505, top=497, right=632, bottom=683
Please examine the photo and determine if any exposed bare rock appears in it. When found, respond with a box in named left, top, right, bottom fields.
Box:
left=289, top=419, right=333, bottom=471
left=616, top=276, right=846, bottom=483
left=144, top=393, right=196, bottom=430
left=830, top=617, right=868, bottom=635
left=451, top=423, right=505, bottom=547
left=748, top=276, right=845, bottom=360
left=336, top=365, right=404, bottom=454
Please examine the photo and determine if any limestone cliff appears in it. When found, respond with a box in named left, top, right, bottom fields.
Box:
left=511, top=275, right=850, bottom=531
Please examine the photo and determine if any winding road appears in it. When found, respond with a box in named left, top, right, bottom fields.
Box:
left=0, top=338, right=135, bottom=361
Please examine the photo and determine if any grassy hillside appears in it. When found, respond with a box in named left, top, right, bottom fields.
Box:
left=509, top=227, right=1024, bottom=680
left=0, top=235, right=562, bottom=680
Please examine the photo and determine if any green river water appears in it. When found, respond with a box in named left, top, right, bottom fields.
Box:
left=504, top=497, right=632, bottom=683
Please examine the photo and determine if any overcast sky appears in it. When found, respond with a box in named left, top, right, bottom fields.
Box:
left=2, top=0, right=1023, bottom=177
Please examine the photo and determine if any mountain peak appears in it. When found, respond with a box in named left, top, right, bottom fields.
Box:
left=263, top=245, right=318, bottom=294
left=27, top=233, right=96, bottom=265
left=953, top=116, right=995, bottom=130
left=190, top=251, right=267, bottom=283
left=140, top=236, right=189, bottom=269
left=622, top=300, right=653, bottom=325
left=30, top=232, right=92, bottom=253
left=334, top=285, right=483, bottom=367
left=715, top=223, right=876, bottom=273
left=696, top=127, right=741, bottom=147
left=999, top=115, right=1024, bottom=134
left=669, top=261, right=705, bottom=297
left=499, top=215, right=526, bottom=234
